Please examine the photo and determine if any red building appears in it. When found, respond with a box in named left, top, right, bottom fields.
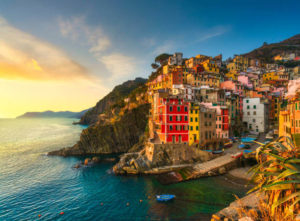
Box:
left=154, top=94, right=189, bottom=144
left=221, top=108, right=229, bottom=131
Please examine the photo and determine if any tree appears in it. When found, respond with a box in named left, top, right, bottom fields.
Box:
left=151, top=63, right=159, bottom=69
left=154, top=53, right=171, bottom=65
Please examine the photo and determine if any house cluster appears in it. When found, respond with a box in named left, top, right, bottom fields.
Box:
left=146, top=52, right=300, bottom=149
left=274, top=52, right=300, bottom=62
left=279, top=79, right=300, bottom=147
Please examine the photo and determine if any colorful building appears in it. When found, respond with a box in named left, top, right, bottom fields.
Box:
left=187, top=72, right=220, bottom=88
left=188, top=103, right=217, bottom=147
left=152, top=92, right=189, bottom=144
left=279, top=80, right=300, bottom=147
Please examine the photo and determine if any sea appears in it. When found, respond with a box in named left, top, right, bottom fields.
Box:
left=0, top=118, right=248, bottom=221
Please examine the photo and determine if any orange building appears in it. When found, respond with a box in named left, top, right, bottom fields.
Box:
left=279, top=81, right=300, bottom=147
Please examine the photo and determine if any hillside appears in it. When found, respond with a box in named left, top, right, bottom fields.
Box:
left=17, top=109, right=89, bottom=119
left=243, top=34, right=300, bottom=63
left=49, top=77, right=150, bottom=156
left=79, top=77, right=147, bottom=125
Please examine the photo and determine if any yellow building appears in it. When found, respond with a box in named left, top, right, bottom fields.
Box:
left=225, top=71, right=239, bottom=80
left=189, top=104, right=200, bottom=145
left=163, top=64, right=175, bottom=75
left=187, top=72, right=220, bottom=88
left=263, top=71, right=289, bottom=83
left=227, top=55, right=249, bottom=74
left=202, top=59, right=219, bottom=73
left=188, top=103, right=217, bottom=147
left=274, top=54, right=283, bottom=61
left=279, top=94, right=300, bottom=147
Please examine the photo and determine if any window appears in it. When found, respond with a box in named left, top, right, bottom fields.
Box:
left=246, top=100, right=249, bottom=103
left=169, top=106, right=173, bottom=112
left=205, top=113, right=207, bottom=118
left=190, top=110, right=193, bottom=114
left=196, top=126, right=199, bottom=131
left=190, top=117, right=193, bottom=122
left=248, top=112, right=250, bottom=115
left=219, top=117, right=221, bottom=121
left=195, top=117, right=198, bottom=122
left=190, top=126, right=193, bottom=130
left=184, top=107, right=188, bottom=112
left=170, top=125, right=173, bottom=131
left=209, top=114, right=212, bottom=118
left=184, top=116, right=188, bottom=121
left=177, top=106, right=181, bottom=112
left=219, top=124, right=221, bottom=128
left=253, top=105, right=256, bottom=109
left=247, top=105, right=250, bottom=109
left=169, top=116, right=173, bottom=121
left=253, top=119, right=256, bottom=123
left=253, top=111, right=256, bottom=115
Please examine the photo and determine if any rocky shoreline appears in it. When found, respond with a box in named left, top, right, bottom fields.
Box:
left=112, top=142, right=215, bottom=175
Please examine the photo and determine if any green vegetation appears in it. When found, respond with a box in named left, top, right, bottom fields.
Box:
left=247, top=136, right=300, bottom=220
left=276, top=60, right=300, bottom=68
left=154, top=53, right=171, bottom=65
left=243, top=34, right=300, bottom=63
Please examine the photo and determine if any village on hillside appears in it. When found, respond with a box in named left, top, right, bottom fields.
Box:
left=146, top=52, right=300, bottom=149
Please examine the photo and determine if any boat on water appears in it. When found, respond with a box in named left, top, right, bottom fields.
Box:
left=241, top=137, right=256, bottom=143
left=212, top=150, right=224, bottom=154
left=231, top=152, right=243, bottom=159
left=156, top=194, right=175, bottom=202
left=243, top=149, right=253, bottom=154
left=224, top=141, right=233, bottom=148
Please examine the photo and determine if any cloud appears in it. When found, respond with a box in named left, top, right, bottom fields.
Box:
left=0, top=16, right=89, bottom=81
left=195, top=26, right=230, bottom=42
left=141, top=37, right=156, bottom=47
left=58, top=16, right=111, bottom=53
left=152, top=41, right=175, bottom=55
left=58, top=16, right=139, bottom=81
left=98, top=53, right=137, bottom=80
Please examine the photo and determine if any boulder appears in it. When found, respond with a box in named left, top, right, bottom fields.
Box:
left=92, top=157, right=100, bottom=163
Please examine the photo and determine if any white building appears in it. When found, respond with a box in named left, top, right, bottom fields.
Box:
left=168, top=52, right=183, bottom=66
left=171, top=84, right=194, bottom=100
left=243, top=98, right=269, bottom=133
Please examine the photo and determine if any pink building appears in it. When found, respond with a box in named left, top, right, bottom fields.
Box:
left=238, top=75, right=253, bottom=89
left=220, top=81, right=244, bottom=118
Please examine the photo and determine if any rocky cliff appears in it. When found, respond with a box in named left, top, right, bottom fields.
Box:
left=79, top=77, right=147, bottom=125
left=113, top=143, right=215, bottom=175
left=49, top=103, right=150, bottom=156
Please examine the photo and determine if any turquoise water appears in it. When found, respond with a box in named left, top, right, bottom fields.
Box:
left=0, top=118, right=247, bottom=221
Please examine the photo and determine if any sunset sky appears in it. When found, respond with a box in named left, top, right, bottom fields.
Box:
left=0, top=0, right=300, bottom=118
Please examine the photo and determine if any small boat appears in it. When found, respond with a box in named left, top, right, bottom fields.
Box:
left=231, top=152, right=243, bottom=159
left=156, top=194, right=175, bottom=202
left=212, top=150, right=224, bottom=154
left=243, top=149, right=253, bottom=154
left=224, top=142, right=233, bottom=148
left=238, top=144, right=245, bottom=149
left=241, top=137, right=256, bottom=143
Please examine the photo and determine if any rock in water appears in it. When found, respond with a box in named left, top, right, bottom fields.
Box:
left=92, top=157, right=100, bottom=163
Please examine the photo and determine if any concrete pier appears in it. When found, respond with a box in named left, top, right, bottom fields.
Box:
left=157, top=153, right=240, bottom=184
